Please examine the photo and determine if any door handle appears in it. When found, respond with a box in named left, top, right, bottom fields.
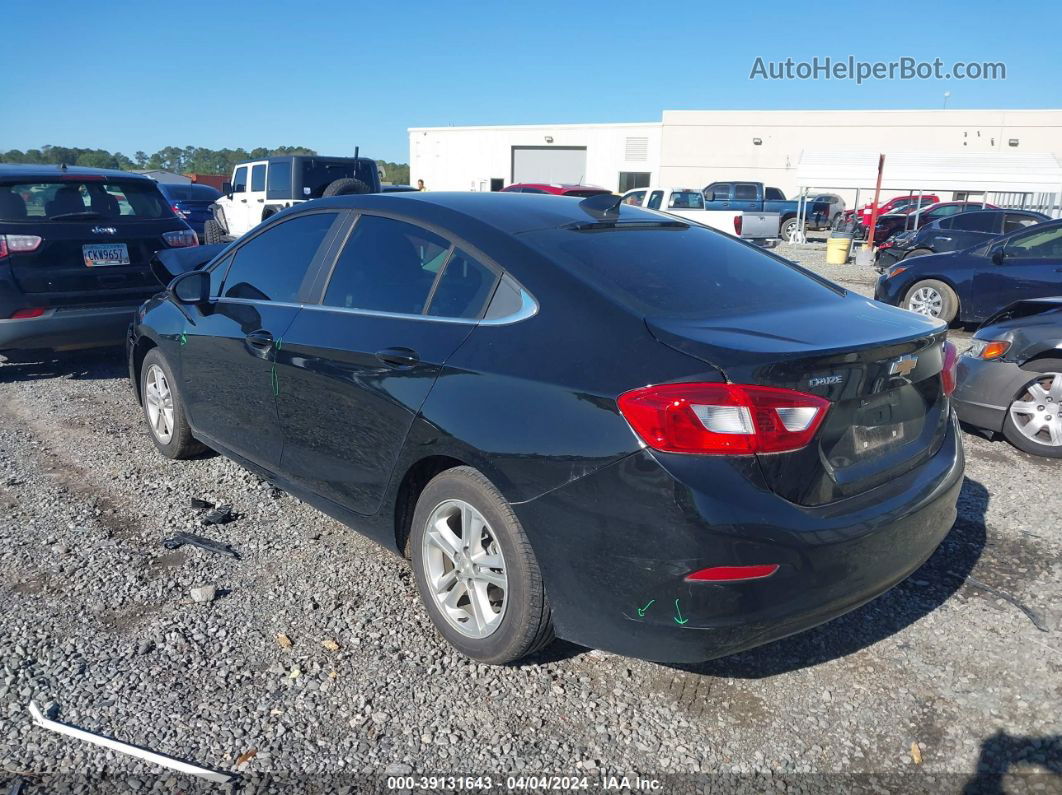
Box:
left=245, top=330, right=274, bottom=351
left=375, top=347, right=420, bottom=367
left=257, top=198, right=264, bottom=203
left=240, top=198, right=247, bottom=203
left=936, top=236, right=952, bottom=242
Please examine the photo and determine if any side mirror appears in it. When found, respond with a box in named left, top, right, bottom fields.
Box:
left=222, top=181, right=233, bottom=195
left=991, top=246, right=1005, bottom=265
left=703, top=191, right=715, bottom=202
left=169, top=269, right=210, bottom=306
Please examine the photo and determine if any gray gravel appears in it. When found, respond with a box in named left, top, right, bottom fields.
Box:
left=1, top=249, right=1060, bottom=792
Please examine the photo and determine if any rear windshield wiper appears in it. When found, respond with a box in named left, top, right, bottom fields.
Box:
left=48, top=211, right=104, bottom=220
left=564, top=220, right=688, bottom=232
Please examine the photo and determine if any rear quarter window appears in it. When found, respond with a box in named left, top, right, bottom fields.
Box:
left=522, top=224, right=841, bottom=319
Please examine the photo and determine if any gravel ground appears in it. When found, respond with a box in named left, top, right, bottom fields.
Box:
left=1, top=247, right=1060, bottom=793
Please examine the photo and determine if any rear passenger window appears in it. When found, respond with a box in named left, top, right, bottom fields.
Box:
left=427, top=250, right=498, bottom=319
left=222, top=212, right=337, bottom=302
left=951, top=212, right=998, bottom=233
left=251, top=165, right=266, bottom=192
left=1004, top=214, right=1038, bottom=233
left=267, top=162, right=292, bottom=198
left=323, top=215, right=448, bottom=314
left=733, top=184, right=758, bottom=201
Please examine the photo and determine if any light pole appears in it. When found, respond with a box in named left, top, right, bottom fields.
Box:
left=943, top=91, right=951, bottom=109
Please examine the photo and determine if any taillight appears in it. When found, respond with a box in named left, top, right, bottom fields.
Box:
left=617, top=382, right=831, bottom=455
left=733, top=215, right=742, bottom=235
left=10, top=308, right=46, bottom=319
left=171, top=204, right=187, bottom=218
left=0, top=234, right=43, bottom=258
left=941, top=341, right=958, bottom=396
left=163, top=229, right=198, bottom=248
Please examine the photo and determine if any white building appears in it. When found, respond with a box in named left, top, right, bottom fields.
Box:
left=409, top=109, right=1062, bottom=204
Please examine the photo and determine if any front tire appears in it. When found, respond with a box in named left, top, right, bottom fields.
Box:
left=140, top=349, right=205, bottom=459
left=1002, top=360, right=1062, bottom=458
left=203, top=219, right=225, bottom=244
left=903, top=279, right=958, bottom=323
left=903, top=248, right=933, bottom=259
left=410, top=466, right=554, bottom=664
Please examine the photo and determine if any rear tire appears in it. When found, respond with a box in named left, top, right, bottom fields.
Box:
left=203, top=219, right=225, bottom=245
left=322, top=178, right=371, bottom=197
left=903, top=248, right=933, bottom=259
left=1001, top=359, right=1062, bottom=458
left=140, top=349, right=205, bottom=459
left=410, top=466, right=554, bottom=664
left=780, top=217, right=799, bottom=241
left=903, top=279, right=958, bottom=323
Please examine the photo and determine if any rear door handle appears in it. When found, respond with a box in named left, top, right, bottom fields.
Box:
left=246, top=330, right=274, bottom=351
left=257, top=198, right=264, bottom=203
left=375, top=347, right=420, bottom=367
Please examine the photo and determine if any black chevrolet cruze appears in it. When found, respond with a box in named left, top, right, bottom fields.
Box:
left=128, top=192, right=964, bottom=664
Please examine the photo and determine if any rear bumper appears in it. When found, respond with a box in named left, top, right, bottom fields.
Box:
left=0, top=304, right=139, bottom=351
left=953, top=356, right=1031, bottom=433
left=515, top=411, right=964, bottom=663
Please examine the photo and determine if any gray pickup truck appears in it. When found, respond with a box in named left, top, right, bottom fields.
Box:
left=620, top=187, right=781, bottom=247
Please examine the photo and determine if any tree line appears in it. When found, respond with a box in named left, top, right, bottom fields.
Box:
left=0, top=145, right=410, bottom=185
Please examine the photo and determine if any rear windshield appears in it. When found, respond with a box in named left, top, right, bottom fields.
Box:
left=0, top=180, right=174, bottom=221
left=523, top=223, right=842, bottom=319
left=301, top=159, right=377, bottom=198
left=161, top=184, right=222, bottom=202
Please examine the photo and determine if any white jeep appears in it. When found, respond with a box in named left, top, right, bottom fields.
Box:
left=205, top=155, right=381, bottom=243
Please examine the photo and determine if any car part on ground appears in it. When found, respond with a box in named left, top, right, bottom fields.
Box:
left=27, top=702, right=235, bottom=784
left=162, top=531, right=240, bottom=559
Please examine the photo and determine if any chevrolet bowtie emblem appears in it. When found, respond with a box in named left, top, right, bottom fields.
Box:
left=889, top=354, right=918, bottom=377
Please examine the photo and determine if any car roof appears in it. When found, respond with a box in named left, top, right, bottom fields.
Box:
left=285, top=190, right=663, bottom=236
left=0, top=163, right=154, bottom=181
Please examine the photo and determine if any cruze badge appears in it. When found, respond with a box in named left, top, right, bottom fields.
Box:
left=808, top=374, right=844, bottom=387
left=91, top=226, right=117, bottom=235
left=889, top=354, right=919, bottom=377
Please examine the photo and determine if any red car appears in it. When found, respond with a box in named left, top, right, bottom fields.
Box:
left=501, top=183, right=612, bottom=197
left=843, top=194, right=941, bottom=227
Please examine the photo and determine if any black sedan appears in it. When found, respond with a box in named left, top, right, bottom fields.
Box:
left=876, top=219, right=1062, bottom=325
left=876, top=209, right=1048, bottom=269
left=954, top=297, right=1062, bottom=457
left=128, top=192, right=963, bottom=665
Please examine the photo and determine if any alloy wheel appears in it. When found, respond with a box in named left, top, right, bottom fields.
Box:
left=144, top=363, right=175, bottom=444
left=421, top=499, right=508, bottom=639
left=1008, top=373, right=1062, bottom=447
left=907, top=286, right=943, bottom=317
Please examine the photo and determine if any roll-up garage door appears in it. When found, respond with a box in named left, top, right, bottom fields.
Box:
left=511, top=146, right=588, bottom=184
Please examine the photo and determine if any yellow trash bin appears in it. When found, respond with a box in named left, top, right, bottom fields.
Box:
left=826, top=234, right=854, bottom=265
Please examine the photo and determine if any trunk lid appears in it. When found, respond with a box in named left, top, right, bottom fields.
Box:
left=647, top=296, right=950, bottom=505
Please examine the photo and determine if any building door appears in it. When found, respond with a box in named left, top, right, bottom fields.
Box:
left=511, top=146, right=587, bottom=184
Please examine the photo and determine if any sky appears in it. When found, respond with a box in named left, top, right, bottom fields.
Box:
left=3, top=0, right=1061, bottom=164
